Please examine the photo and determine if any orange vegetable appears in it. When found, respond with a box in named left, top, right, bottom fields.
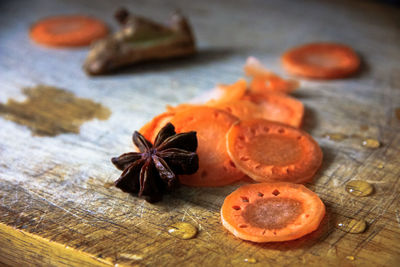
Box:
left=242, top=92, right=304, bottom=128
left=170, top=106, right=244, bottom=186
left=226, top=119, right=322, bottom=183
left=139, top=112, right=175, bottom=143
left=281, top=42, right=360, bottom=79
left=221, top=182, right=325, bottom=242
left=244, top=57, right=299, bottom=94
left=206, top=79, right=247, bottom=106
left=30, top=15, right=108, bottom=47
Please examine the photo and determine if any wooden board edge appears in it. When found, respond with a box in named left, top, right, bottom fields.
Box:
left=0, top=222, right=113, bottom=267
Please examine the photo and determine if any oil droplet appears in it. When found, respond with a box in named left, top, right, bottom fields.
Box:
left=103, top=182, right=115, bottom=188
left=244, top=258, right=257, bottom=264
left=345, top=180, right=374, bottom=197
left=0, top=85, right=111, bottom=136
left=323, top=133, right=347, bottom=141
left=395, top=108, right=400, bottom=121
left=362, top=138, right=380, bottom=148
left=377, top=164, right=384, bottom=169
left=336, top=218, right=367, bottom=233
left=346, top=256, right=355, bottom=261
left=167, top=222, right=197, bottom=239
left=359, top=125, right=369, bottom=131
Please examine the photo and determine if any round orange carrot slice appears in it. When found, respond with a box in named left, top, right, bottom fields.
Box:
left=30, top=15, right=108, bottom=47
left=221, top=182, right=325, bottom=242
left=226, top=119, right=322, bottom=183
left=243, top=92, right=304, bottom=128
left=214, top=100, right=264, bottom=121
left=281, top=42, right=360, bottom=79
left=206, top=79, right=247, bottom=106
left=170, top=106, right=244, bottom=186
left=140, top=112, right=175, bottom=143
left=244, top=57, right=299, bottom=94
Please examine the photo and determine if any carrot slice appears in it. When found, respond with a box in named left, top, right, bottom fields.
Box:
left=226, top=119, right=322, bottom=183
left=206, top=79, right=247, bottom=106
left=244, top=57, right=299, bottom=94
left=214, top=100, right=264, bottom=121
left=139, top=112, right=175, bottom=142
left=281, top=42, right=360, bottom=79
left=221, top=182, right=325, bottom=242
left=242, top=92, right=304, bottom=128
left=170, top=106, right=244, bottom=186
left=30, top=15, right=108, bottom=47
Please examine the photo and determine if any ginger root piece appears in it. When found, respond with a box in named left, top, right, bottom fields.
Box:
left=83, top=8, right=196, bottom=75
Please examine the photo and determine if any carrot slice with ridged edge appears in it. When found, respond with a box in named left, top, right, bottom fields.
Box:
left=226, top=119, right=322, bottom=183
left=242, top=92, right=304, bottom=128
left=170, top=106, right=244, bottom=186
left=244, top=57, right=299, bottom=94
left=206, top=79, right=247, bottom=106
left=281, top=42, right=360, bottom=79
left=221, top=182, right=325, bottom=242
left=30, top=15, right=108, bottom=47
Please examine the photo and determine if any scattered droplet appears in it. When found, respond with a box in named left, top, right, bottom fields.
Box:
left=346, top=256, right=355, bottom=261
left=336, top=218, right=367, bottom=233
left=395, top=107, right=400, bottom=121
left=377, top=164, right=384, bottom=169
left=119, top=253, right=143, bottom=261
left=323, top=133, right=347, bottom=141
left=167, top=222, right=197, bottom=239
left=345, top=180, right=374, bottom=197
left=362, top=138, right=380, bottom=148
left=359, top=125, right=369, bottom=131
left=103, top=182, right=114, bottom=188
left=244, top=258, right=257, bottom=264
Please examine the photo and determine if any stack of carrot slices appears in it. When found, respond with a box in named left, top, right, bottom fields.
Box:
left=139, top=57, right=326, bottom=242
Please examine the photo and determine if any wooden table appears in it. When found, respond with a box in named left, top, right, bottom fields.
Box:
left=1, top=0, right=400, bottom=266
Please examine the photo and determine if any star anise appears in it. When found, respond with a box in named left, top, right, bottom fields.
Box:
left=111, top=123, right=198, bottom=203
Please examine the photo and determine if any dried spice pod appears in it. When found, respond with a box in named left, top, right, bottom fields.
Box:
left=111, top=122, right=199, bottom=202
left=83, top=8, right=196, bottom=75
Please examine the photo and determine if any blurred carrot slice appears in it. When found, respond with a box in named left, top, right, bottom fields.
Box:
left=244, top=57, right=299, bottom=94
left=206, top=79, right=247, bottom=106
left=226, top=119, right=322, bottom=184
left=242, top=92, right=304, bottom=128
left=281, top=42, right=360, bottom=79
left=221, top=182, right=325, bottom=242
left=30, top=15, right=108, bottom=47
left=170, top=106, right=244, bottom=186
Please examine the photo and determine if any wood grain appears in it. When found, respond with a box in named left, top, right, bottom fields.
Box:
left=1, top=0, right=400, bottom=266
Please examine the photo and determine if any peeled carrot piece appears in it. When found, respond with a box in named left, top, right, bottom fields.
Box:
left=226, top=119, right=322, bottom=183
left=221, top=182, right=325, bottom=242
left=244, top=57, right=299, bottom=94
left=281, top=42, right=360, bottom=79
left=242, top=92, right=304, bottom=128
left=206, top=79, right=247, bottom=106
left=30, top=15, right=108, bottom=47
left=170, top=106, right=244, bottom=186
left=140, top=112, right=175, bottom=142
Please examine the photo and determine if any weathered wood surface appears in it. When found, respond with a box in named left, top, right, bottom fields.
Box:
left=1, top=0, right=400, bottom=266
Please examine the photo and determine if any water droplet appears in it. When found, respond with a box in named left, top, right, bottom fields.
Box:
left=119, top=253, right=143, bottom=261
left=359, top=125, right=369, bottom=131
left=167, top=222, right=198, bottom=239
left=345, top=180, right=374, bottom=197
left=244, top=258, right=257, bottom=264
left=346, top=256, right=355, bottom=261
left=362, top=138, right=380, bottom=148
left=323, top=133, right=347, bottom=141
left=336, top=219, right=367, bottom=233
